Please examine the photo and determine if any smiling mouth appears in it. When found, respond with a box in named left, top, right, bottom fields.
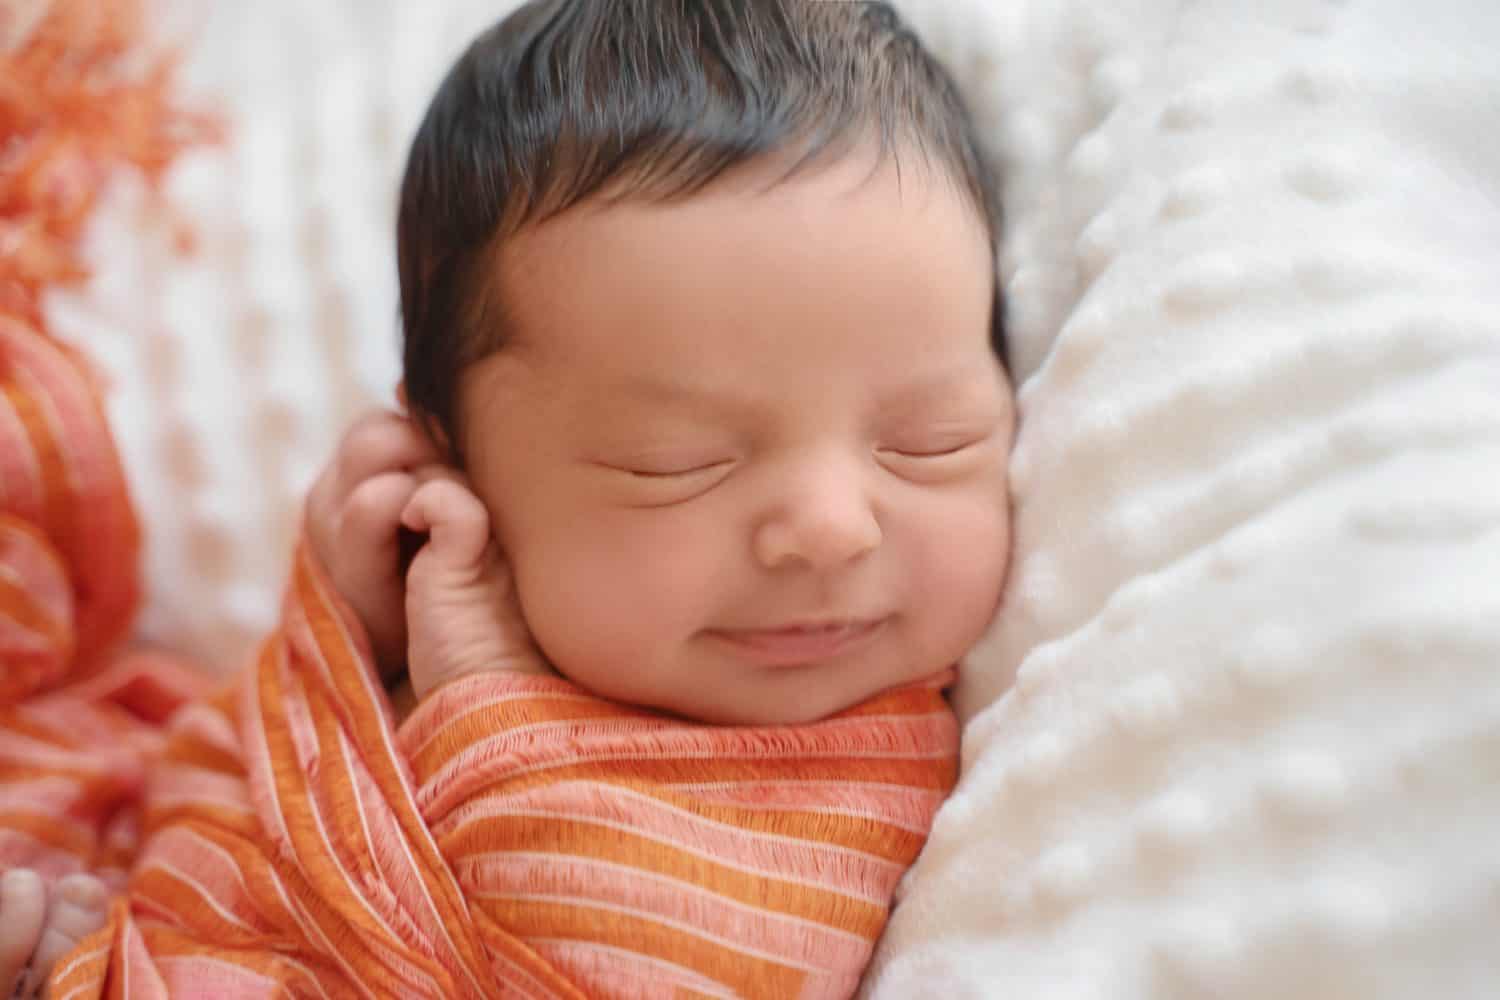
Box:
left=708, top=618, right=889, bottom=668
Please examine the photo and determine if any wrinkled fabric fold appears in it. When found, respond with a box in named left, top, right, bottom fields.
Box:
left=1, top=315, right=210, bottom=895
left=45, top=541, right=956, bottom=998
left=1, top=248, right=956, bottom=999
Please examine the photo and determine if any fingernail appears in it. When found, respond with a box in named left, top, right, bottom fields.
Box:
left=2, top=868, right=40, bottom=894
left=58, top=875, right=106, bottom=909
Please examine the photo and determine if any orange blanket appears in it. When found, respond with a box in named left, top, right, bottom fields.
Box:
left=6, top=5, right=954, bottom=994
left=2, top=0, right=215, bottom=900
left=45, top=540, right=956, bottom=998
left=0, top=280, right=955, bottom=999
left=1, top=319, right=209, bottom=894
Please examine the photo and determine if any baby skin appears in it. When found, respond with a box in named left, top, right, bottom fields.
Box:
left=0, top=426, right=501, bottom=999
left=6, top=151, right=1013, bottom=997
left=0, top=432, right=543, bottom=1000
left=314, top=153, right=1014, bottom=731
left=302, top=410, right=551, bottom=708
left=0, top=871, right=109, bottom=999
left=399, top=469, right=554, bottom=699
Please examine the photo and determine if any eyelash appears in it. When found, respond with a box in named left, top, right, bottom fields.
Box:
left=616, top=437, right=984, bottom=476
left=622, top=462, right=728, bottom=479
left=603, top=455, right=738, bottom=482
left=886, top=445, right=970, bottom=459
left=600, top=428, right=992, bottom=505
left=603, top=461, right=734, bottom=508
left=880, top=436, right=987, bottom=460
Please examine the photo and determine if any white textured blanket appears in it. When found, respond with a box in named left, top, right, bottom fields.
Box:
left=866, top=0, right=1500, bottom=996
left=48, top=0, right=1500, bottom=995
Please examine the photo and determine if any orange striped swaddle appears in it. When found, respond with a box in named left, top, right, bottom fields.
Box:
left=2, top=0, right=216, bottom=908
left=1, top=317, right=209, bottom=894
left=47, top=542, right=957, bottom=998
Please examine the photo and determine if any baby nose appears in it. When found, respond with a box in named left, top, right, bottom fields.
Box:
left=752, top=466, right=882, bottom=571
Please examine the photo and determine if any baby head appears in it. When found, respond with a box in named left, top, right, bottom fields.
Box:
left=397, top=0, right=1013, bottom=725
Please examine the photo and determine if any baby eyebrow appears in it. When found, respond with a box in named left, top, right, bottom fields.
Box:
left=883, top=371, right=1004, bottom=414
left=604, top=376, right=766, bottom=421
left=614, top=374, right=730, bottom=402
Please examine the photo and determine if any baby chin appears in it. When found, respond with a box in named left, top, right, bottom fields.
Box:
left=679, top=619, right=955, bottom=725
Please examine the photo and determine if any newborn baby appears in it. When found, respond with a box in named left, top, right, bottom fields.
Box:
left=314, top=4, right=1013, bottom=994
left=318, top=0, right=1013, bottom=728
left=16, top=2, right=1014, bottom=996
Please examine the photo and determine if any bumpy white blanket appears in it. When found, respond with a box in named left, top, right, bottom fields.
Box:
left=48, top=0, right=1500, bottom=995
left=866, top=1, right=1500, bottom=996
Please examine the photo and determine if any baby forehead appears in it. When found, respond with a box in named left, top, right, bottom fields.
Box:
left=458, top=331, right=1006, bottom=431
left=498, top=157, right=990, bottom=323
left=512, top=148, right=980, bottom=251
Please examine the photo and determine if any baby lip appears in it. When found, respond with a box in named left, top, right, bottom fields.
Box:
left=727, top=616, right=883, bottom=635
left=709, top=617, right=888, bottom=666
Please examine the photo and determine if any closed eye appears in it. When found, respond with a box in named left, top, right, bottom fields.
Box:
left=593, top=458, right=737, bottom=506
left=615, top=460, right=732, bottom=479
left=875, top=430, right=996, bottom=482
left=879, top=435, right=989, bottom=460
left=882, top=441, right=982, bottom=459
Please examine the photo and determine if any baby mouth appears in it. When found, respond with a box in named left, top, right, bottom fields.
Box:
left=709, top=618, right=888, bottom=667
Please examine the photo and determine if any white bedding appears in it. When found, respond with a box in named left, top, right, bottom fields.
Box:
left=47, top=0, right=1500, bottom=995
left=866, top=1, right=1500, bottom=996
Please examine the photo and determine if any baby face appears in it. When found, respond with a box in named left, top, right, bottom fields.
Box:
left=456, top=152, right=1012, bottom=724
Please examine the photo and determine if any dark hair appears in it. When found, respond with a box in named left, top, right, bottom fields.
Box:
left=398, top=0, right=1005, bottom=456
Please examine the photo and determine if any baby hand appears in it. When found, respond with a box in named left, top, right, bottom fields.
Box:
left=305, top=410, right=441, bottom=675
left=0, top=870, right=109, bottom=998
left=401, top=470, right=550, bottom=702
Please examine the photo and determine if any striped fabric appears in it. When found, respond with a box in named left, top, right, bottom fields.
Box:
left=43, top=539, right=956, bottom=998
left=0, top=316, right=144, bottom=699
left=405, top=671, right=957, bottom=998
left=1, top=313, right=210, bottom=896
left=0, top=650, right=206, bottom=891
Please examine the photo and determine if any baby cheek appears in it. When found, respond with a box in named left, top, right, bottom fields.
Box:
left=911, top=495, right=1010, bottom=638
left=510, top=543, right=615, bottom=661
left=511, top=527, right=706, bottom=682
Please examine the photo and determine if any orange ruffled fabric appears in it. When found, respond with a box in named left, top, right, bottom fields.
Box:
left=50, top=542, right=956, bottom=998
left=0, top=316, right=209, bottom=894
left=0, top=0, right=217, bottom=326
left=4, top=5, right=956, bottom=996
left=0, top=0, right=213, bottom=948
left=0, top=0, right=215, bottom=693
